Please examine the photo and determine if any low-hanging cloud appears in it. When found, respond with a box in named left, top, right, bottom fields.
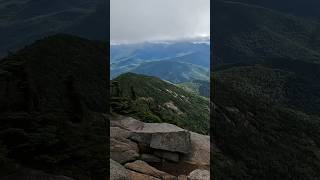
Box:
left=111, top=0, right=210, bottom=43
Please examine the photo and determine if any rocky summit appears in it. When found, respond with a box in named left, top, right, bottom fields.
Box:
left=110, top=115, right=210, bottom=180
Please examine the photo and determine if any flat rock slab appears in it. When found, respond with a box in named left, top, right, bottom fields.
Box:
left=119, top=116, right=186, bottom=133
left=120, top=117, right=191, bottom=154
left=150, top=131, right=191, bottom=154
left=125, top=160, right=176, bottom=180
left=182, top=132, right=210, bottom=167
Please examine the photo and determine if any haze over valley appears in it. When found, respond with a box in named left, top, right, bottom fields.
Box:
left=110, top=37, right=210, bottom=87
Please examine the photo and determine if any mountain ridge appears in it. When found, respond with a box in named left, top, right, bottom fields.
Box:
left=111, top=72, right=209, bottom=134
left=113, top=60, right=209, bottom=83
left=110, top=40, right=210, bottom=84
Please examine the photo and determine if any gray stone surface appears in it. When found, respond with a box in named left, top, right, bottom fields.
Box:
left=110, top=127, right=132, bottom=139
left=187, top=169, right=210, bottom=180
left=150, top=131, right=191, bottom=154
left=178, top=175, right=188, bottom=180
left=130, top=132, right=152, bottom=145
left=140, top=154, right=161, bottom=163
left=110, top=159, right=130, bottom=180
left=127, top=170, right=161, bottom=180
left=119, top=116, right=145, bottom=130
left=110, top=137, right=139, bottom=164
left=125, top=160, right=176, bottom=180
left=182, top=132, right=210, bottom=166
left=120, top=117, right=191, bottom=154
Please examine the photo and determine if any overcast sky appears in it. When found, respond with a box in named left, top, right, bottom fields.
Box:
left=110, top=0, right=210, bottom=43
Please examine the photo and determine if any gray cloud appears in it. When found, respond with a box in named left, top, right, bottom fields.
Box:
left=111, top=0, right=210, bottom=43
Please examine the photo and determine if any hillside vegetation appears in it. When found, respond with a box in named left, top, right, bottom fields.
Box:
left=110, top=73, right=209, bottom=134
left=177, top=80, right=210, bottom=98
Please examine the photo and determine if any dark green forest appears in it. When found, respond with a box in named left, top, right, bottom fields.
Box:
left=212, top=1, right=320, bottom=179
left=0, top=34, right=108, bottom=179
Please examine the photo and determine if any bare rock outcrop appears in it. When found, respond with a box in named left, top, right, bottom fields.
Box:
left=110, top=159, right=130, bottom=180
left=119, top=117, right=191, bottom=154
left=187, top=169, right=210, bottom=180
left=110, top=137, right=140, bottom=164
left=128, top=170, right=161, bottom=180
left=150, top=130, right=191, bottom=154
left=110, top=125, right=140, bottom=164
left=110, top=115, right=210, bottom=179
left=177, top=175, right=188, bottom=180
left=110, top=127, right=132, bottom=139
left=182, top=132, right=210, bottom=167
left=125, top=160, right=176, bottom=180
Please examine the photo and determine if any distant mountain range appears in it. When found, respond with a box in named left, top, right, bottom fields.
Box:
left=110, top=39, right=210, bottom=84
left=130, top=60, right=209, bottom=83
